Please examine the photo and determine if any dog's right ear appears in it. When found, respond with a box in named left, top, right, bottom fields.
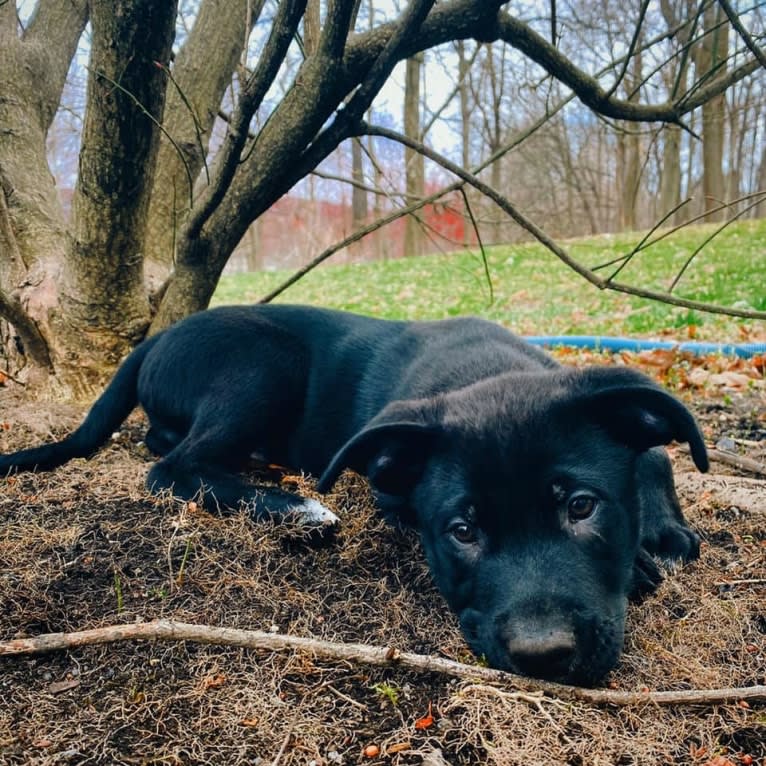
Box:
left=317, top=421, right=441, bottom=496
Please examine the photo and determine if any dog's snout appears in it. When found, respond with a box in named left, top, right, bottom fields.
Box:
left=506, top=626, right=577, bottom=681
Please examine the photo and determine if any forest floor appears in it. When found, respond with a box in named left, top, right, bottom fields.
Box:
left=0, top=347, right=764, bottom=766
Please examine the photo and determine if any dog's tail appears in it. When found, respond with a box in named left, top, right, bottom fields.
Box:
left=0, top=334, right=160, bottom=473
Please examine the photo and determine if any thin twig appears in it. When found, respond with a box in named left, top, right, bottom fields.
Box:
left=459, top=187, right=493, bottom=304
left=157, top=61, right=210, bottom=184
left=1, top=620, right=764, bottom=707
left=0, top=367, right=25, bottom=385
left=592, top=196, right=694, bottom=273
left=270, top=724, right=293, bottom=766
left=668, top=194, right=766, bottom=293
left=604, top=0, right=651, bottom=99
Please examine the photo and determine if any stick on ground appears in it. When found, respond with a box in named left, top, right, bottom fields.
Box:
left=1, top=620, right=764, bottom=707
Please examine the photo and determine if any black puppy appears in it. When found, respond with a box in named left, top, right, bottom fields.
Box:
left=1, top=305, right=708, bottom=685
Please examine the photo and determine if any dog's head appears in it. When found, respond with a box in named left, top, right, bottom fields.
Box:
left=318, top=366, right=707, bottom=686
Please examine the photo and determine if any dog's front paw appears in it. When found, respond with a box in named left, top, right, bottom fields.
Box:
left=641, top=521, right=700, bottom=565
left=291, top=498, right=341, bottom=528
left=630, top=547, right=664, bottom=601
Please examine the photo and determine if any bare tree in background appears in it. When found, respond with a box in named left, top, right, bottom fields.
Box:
left=0, top=0, right=764, bottom=394
left=403, top=52, right=425, bottom=257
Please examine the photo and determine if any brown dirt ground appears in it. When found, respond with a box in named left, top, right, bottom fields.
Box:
left=0, top=351, right=764, bottom=766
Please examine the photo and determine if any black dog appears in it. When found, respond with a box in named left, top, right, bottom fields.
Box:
left=1, top=305, right=708, bottom=685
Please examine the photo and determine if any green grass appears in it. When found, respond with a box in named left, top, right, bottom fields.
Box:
left=213, top=218, right=766, bottom=342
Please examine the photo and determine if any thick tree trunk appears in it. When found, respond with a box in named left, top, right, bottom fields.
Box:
left=0, top=0, right=175, bottom=397
left=49, top=0, right=177, bottom=396
left=0, top=0, right=87, bottom=388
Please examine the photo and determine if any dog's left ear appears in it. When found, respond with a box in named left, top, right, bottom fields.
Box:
left=572, top=368, right=709, bottom=472
left=317, top=420, right=441, bottom=496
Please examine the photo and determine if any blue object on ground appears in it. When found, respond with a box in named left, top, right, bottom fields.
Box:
left=524, top=336, right=766, bottom=359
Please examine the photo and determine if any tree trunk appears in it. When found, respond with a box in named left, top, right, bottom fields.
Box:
left=456, top=40, right=472, bottom=245
left=351, top=138, right=368, bottom=227
left=0, top=0, right=87, bottom=388
left=403, top=53, right=424, bottom=258
left=49, top=0, right=177, bottom=396
left=618, top=51, right=643, bottom=232
left=144, top=0, right=259, bottom=289
left=695, top=3, right=729, bottom=222
left=659, top=127, right=682, bottom=222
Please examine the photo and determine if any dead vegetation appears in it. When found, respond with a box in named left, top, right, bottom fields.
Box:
left=0, top=356, right=764, bottom=766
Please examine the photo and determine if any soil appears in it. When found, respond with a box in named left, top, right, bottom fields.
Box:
left=0, top=350, right=764, bottom=766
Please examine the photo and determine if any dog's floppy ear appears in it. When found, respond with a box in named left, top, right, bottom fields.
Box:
left=317, top=420, right=441, bottom=495
left=572, top=368, right=709, bottom=472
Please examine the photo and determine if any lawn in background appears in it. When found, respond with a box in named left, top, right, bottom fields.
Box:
left=213, top=218, right=766, bottom=342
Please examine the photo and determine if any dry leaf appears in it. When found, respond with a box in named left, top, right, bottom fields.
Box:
left=201, top=673, right=226, bottom=690
left=414, top=701, right=434, bottom=730
left=48, top=678, right=80, bottom=694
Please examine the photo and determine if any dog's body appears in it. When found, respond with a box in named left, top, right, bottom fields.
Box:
left=1, top=304, right=708, bottom=685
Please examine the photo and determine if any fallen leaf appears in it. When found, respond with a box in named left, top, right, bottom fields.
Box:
left=708, top=371, right=757, bottom=389
left=48, top=679, right=80, bottom=694
left=240, top=718, right=259, bottom=727
left=201, top=673, right=226, bottom=690
left=414, top=701, right=434, bottom=730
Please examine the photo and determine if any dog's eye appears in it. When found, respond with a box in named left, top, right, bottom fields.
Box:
left=449, top=522, right=477, bottom=544
left=568, top=494, right=597, bottom=522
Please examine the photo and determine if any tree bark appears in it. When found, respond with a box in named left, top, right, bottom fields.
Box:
left=694, top=3, right=729, bottom=222
left=0, top=0, right=88, bottom=386
left=50, top=0, right=177, bottom=396
left=144, top=0, right=260, bottom=289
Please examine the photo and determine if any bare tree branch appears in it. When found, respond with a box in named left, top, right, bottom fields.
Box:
left=185, top=0, right=308, bottom=241
left=496, top=8, right=761, bottom=123
left=2, top=620, right=764, bottom=707
left=717, top=0, right=766, bottom=68
left=604, top=0, right=651, bottom=99
left=362, top=123, right=766, bottom=321
left=320, top=0, right=359, bottom=59
left=296, top=0, right=439, bottom=176
left=261, top=87, right=578, bottom=304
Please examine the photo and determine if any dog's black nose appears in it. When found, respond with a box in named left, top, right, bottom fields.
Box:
left=506, top=628, right=577, bottom=681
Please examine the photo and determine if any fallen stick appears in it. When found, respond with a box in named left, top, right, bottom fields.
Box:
left=1, top=620, right=764, bottom=707
left=678, top=444, right=766, bottom=477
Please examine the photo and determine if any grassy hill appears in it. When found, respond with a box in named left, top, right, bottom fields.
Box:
left=213, top=218, right=766, bottom=342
